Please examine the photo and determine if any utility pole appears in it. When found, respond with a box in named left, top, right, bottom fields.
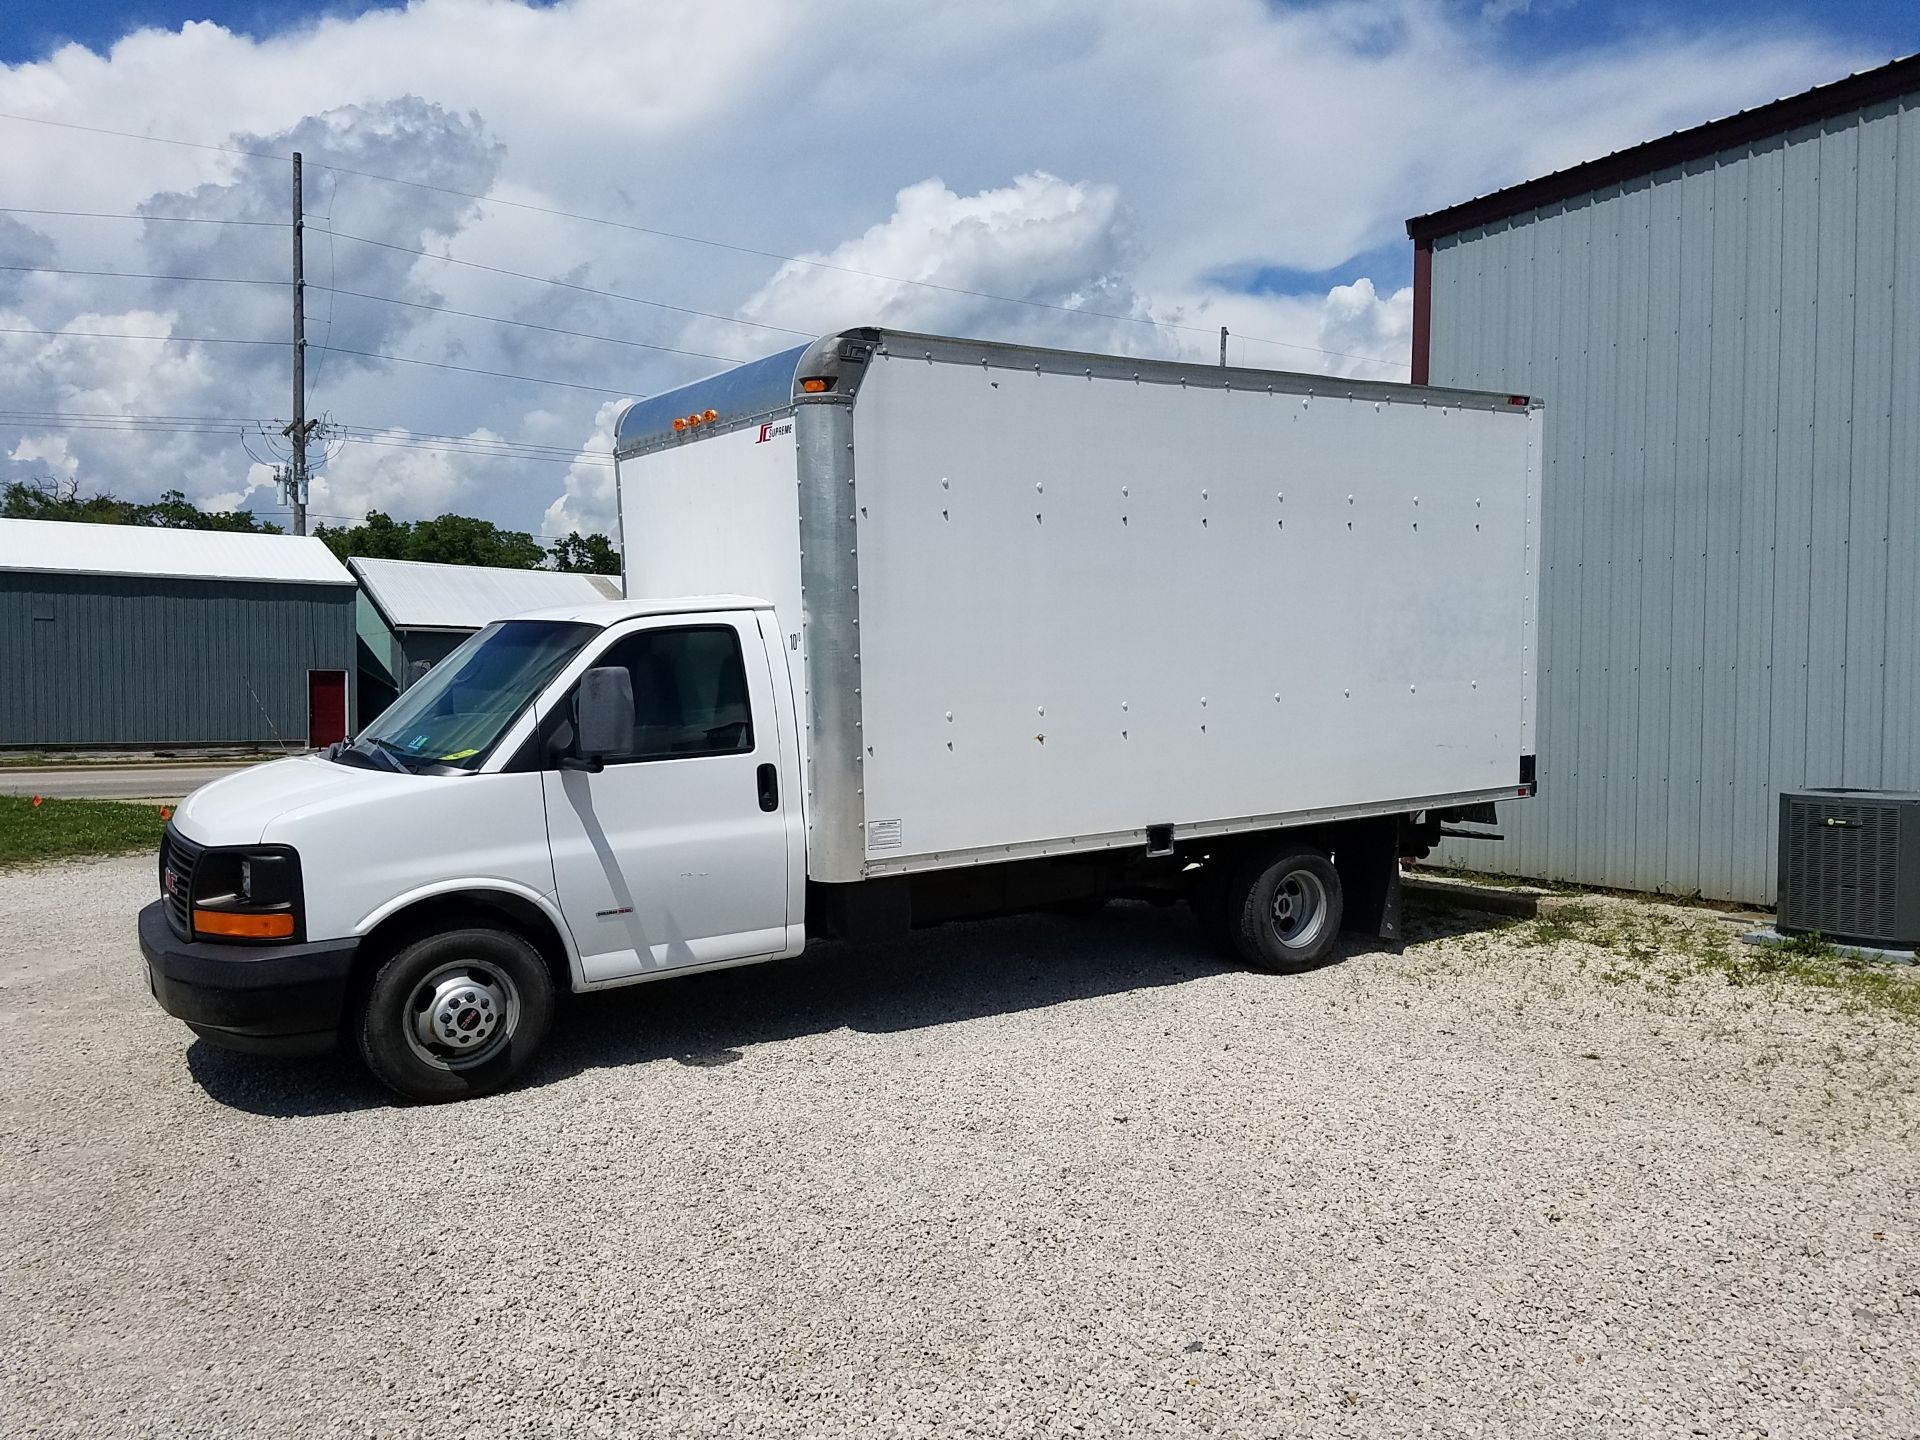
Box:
left=1219, top=326, right=1228, bottom=367
left=282, top=150, right=317, bottom=536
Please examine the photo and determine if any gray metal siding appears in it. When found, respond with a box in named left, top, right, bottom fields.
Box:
left=1428, top=95, right=1920, bottom=903
left=395, top=628, right=471, bottom=681
left=0, top=574, right=355, bottom=748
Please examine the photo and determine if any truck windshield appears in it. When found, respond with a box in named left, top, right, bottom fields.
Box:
left=346, top=619, right=597, bottom=773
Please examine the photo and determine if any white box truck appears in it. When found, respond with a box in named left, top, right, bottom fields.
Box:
left=141, top=328, right=1541, bottom=1102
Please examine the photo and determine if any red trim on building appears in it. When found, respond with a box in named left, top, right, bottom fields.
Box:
left=1406, top=52, right=1919, bottom=244
left=1410, top=237, right=1433, bottom=386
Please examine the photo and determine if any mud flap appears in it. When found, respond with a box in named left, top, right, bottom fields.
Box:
left=1335, top=818, right=1404, bottom=942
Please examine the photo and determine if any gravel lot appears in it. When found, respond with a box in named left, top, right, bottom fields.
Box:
left=2, top=855, right=1916, bottom=1439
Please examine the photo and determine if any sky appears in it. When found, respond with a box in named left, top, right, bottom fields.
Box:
left=0, top=1, right=1912, bottom=544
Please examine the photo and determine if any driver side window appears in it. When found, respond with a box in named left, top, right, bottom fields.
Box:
left=590, top=625, right=755, bottom=763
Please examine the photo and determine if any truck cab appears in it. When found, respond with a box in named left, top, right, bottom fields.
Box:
left=142, top=597, right=806, bottom=1101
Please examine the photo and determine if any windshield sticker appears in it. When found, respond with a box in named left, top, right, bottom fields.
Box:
left=439, top=748, right=480, bottom=762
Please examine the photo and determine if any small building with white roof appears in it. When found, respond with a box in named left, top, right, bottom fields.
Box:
left=348, top=557, right=621, bottom=720
left=0, top=518, right=358, bottom=750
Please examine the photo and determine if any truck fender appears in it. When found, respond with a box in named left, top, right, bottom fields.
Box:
left=354, top=880, right=584, bottom=989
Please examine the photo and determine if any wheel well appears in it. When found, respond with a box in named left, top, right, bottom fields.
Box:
left=1182, top=817, right=1394, bottom=872
left=355, top=891, right=574, bottom=997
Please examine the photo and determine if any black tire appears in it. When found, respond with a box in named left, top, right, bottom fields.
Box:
left=355, top=926, right=555, bottom=1103
left=1187, top=859, right=1237, bottom=955
left=1226, top=843, right=1344, bottom=972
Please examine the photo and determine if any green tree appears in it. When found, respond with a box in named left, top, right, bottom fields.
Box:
left=2, top=477, right=279, bottom=532
left=314, top=511, right=413, bottom=562
left=141, top=489, right=279, bottom=532
left=548, top=530, right=621, bottom=574
left=314, top=510, right=545, bottom=568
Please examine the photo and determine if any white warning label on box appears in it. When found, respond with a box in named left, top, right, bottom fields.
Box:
left=866, top=818, right=904, bottom=851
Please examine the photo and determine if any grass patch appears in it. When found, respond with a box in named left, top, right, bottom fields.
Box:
left=0, top=796, right=167, bottom=868
left=1705, top=940, right=1920, bottom=1022
left=1524, top=902, right=1600, bottom=946
left=1576, top=903, right=1920, bottom=1024
left=1766, top=929, right=1835, bottom=959
left=1414, top=888, right=1920, bottom=1026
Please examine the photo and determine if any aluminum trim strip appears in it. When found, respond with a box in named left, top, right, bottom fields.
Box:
left=857, top=785, right=1526, bottom=877
left=793, top=401, right=867, bottom=883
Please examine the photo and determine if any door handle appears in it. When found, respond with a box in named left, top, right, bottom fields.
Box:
left=756, top=763, right=779, bottom=812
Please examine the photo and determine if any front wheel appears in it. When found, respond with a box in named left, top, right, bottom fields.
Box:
left=1227, top=844, right=1344, bottom=972
left=355, top=926, right=555, bottom=1103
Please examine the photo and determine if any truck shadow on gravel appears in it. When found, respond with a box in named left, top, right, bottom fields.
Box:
left=184, top=900, right=1488, bottom=1116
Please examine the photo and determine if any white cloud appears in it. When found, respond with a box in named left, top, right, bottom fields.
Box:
left=0, top=0, right=1864, bottom=539
left=722, top=173, right=1147, bottom=349
left=542, top=398, right=630, bottom=541
left=9, top=433, right=79, bottom=480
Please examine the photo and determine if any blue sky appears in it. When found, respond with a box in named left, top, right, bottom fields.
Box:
left=1486, top=0, right=1913, bottom=60
left=0, top=1, right=405, bottom=61
left=5, top=0, right=1913, bottom=66
left=0, top=1, right=1911, bottom=534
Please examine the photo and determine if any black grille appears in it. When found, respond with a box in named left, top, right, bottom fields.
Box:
left=160, top=829, right=200, bottom=936
left=1777, top=792, right=1914, bottom=945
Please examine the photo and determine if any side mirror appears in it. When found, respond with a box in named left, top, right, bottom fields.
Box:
left=569, top=666, right=634, bottom=770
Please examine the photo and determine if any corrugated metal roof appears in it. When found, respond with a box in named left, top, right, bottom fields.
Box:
left=1408, top=52, right=1920, bottom=242
left=349, top=556, right=623, bottom=631
left=0, top=518, right=354, bottom=586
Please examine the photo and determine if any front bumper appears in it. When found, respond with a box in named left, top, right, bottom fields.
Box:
left=138, top=901, right=358, bottom=1057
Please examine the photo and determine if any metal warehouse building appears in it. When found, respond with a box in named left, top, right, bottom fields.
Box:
left=350, top=557, right=621, bottom=722
left=0, top=519, right=357, bottom=750
left=1410, top=55, right=1920, bottom=903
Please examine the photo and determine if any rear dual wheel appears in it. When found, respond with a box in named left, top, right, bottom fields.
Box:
left=1194, top=843, right=1345, bottom=972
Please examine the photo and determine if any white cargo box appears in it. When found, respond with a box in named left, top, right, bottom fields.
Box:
left=615, top=330, right=1540, bottom=884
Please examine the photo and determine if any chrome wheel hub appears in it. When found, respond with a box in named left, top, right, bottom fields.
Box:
left=1269, top=870, right=1329, bottom=951
left=405, top=962, right=519, bottom=1071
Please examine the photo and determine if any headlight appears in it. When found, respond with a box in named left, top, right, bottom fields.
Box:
left=190, top=846, right=303, bottom=942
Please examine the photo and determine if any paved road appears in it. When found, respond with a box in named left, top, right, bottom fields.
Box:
left=0, top=762, right=261, bottom=802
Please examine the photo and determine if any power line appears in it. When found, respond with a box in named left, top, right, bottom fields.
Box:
left=0, top=325, right=638, bottom=396
left=0, top=110, right=284, bottom=162
left=305, top=158, right=1404, bottom=366
left=0, top=110, right=1411, bottom=373
left=0, top=206, right=282, bottom=227
left=1231, top=329, right=1412, bottom=370
left=0, top=263, right=284, bottom=287
left=308, top=166, right=341, bottom=410
left=331, top=424, right=606, bottom=460
left=322, top=345, right=634, bottom=396
left=0, top=324, right=280, bottom=345
left=0, top=408, right=263, bottom=423
left=314, top=284, right=749, bottom=365
left=0, top=415, right=265, bottom=439
left=297, top=510, right=590, bottom=544
left=315, top=227, right=814, bottom=340
left=332, top=433, right=613, bottom=468
left=0, top=409, right=607, bottom=465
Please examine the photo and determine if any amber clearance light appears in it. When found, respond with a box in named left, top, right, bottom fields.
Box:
left=194, top=910, right=296, bottom=940
left=799, top=377, right=835, bottom=394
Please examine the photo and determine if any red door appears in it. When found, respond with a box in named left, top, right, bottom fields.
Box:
left=308, top=670, right=348, bottom=748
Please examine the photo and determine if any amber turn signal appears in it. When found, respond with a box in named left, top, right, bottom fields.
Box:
left=194, top=909, right=296, bottom=940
